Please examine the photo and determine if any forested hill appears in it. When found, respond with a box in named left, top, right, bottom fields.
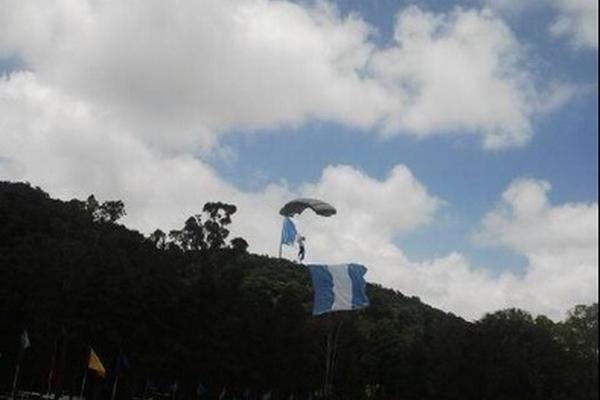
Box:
left=0, top=181, right=597, bottom=400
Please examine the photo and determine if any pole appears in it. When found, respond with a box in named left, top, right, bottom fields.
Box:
left=142, top=378, right=149, bottom=400
left=47, top=338, right=58, bottom=396
left=329, top=318, right=344, bottom=399
left=323, top=313, right=339, bottom=399
left=111, top=375, right=119, bottom=400
left=278, top=223, right=284, bottom=258
left=11, top=362, right=21, bottom=400
left=324, top=329, right=332, bottom=398
left=79, top=369, right=87, bottom=399
left=54, top=329, right=68, bottom=400
left=80, top=347, right=91, bottom=399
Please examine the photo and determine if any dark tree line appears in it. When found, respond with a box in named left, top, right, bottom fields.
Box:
left=0, top=182, right=597, bottom=400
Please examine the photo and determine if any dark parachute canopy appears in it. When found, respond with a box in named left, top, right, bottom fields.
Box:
left=279, top=198, right=337, bottom=217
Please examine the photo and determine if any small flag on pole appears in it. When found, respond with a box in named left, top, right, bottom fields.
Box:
left=280, top=217, right=297, bottom=246
left=20, top=331, right=31, bottom=351
left=110, top=350, right=130, bottom=400
left=308, top=264, right=369, bottom=315
left=88, top=349, right=106, bottom=377
left=13, top=330, right=31, bottom=397
left=114, top=351, right=130, bottom=376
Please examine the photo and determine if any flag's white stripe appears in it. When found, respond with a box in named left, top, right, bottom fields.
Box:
left=329, top=265, right=353, bottom=311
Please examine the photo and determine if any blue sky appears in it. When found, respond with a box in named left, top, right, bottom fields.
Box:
left=0, top=0, right=597, bottom=320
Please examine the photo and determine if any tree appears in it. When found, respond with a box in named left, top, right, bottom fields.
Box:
left=3, top=181, right=597, bottom=400
left=98, top=200, right=126, bottom=223
left=470, top=308, right=575, bottom=400
left=166, top=203, right=238, bottom=251
left=202, top=202, right=237, bottom=250
left=559, top=304, right=599, bottom=400
left=560, top=304, right=598, bottom=362
left=230, top=237, right=249, bottom=253
left=148, top=229, right=167, bottom=249
left=85, top=195, right=126, bottom=223
left=168, top=215, right=206, bottom=250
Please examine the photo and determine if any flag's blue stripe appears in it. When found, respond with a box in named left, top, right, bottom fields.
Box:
left=308, top=264, right=334, bottom=315
left=348, top=263, right=369, bottom=309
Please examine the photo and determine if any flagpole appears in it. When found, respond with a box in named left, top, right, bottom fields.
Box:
left=79, top=369, right=87, bottom=399
left=80, top=347, right=90, bottom=400
left=47, top=338, right=58, bottom=396
left=324, top=319, right=333, bottom=399
left=11, top=362, right=21, bottom=400
left=329, top=317, right=344, bottom=399
left=111, top=375, right=119, bottom=400
left=13, top=330, right=30, bottom=400
left=278, top=225, right=283, bottom=258
left=110, top=349, right=123, bottom=400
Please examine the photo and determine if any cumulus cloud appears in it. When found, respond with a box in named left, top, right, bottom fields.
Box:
left=0, top=0, right=574, bottom=148
left=0, top=0, right=390, bottom=151
left=476, top=179, right=598, bottom=318
left=370, top=6, right=538, bottom=148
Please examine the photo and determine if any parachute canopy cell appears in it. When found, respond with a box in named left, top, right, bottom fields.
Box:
left=279, top=198, right=337, bottom=217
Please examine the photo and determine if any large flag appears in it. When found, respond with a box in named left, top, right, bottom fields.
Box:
left=20, top=330, right=31, bottom=351
left=308, top=264, right=369, bottom=315
left=280, top=217, right=297, bottom=246
left=88, top=348, right=106, bottom=378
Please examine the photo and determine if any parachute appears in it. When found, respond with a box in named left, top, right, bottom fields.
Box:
left=278, top=198, right=336, bottom=259
left=279, top=198, right=336, bottom=218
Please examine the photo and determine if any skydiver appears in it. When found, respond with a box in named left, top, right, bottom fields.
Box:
left=297, top=235, right=306, bottom=262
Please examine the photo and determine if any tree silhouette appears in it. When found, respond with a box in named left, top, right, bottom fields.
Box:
left=202, top=202, right=237, bottom=250
left=0, top=181, right=597, bottom=400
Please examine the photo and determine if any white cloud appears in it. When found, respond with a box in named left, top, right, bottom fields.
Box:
left=550, top=0, right=599, bottom=49
left=0, top=0, right=390, bottom=151
left=0, top=0, right=572, bottom=149
left=370, top=6, right=537, bottom=148
left=476, top=179, right=598, bottom=317
left=484, top=0, right=598, bottom=49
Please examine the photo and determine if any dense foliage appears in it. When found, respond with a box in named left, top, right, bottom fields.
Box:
left=0, top=182, right=597, bottom=399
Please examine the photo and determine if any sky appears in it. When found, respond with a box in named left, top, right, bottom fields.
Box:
left=0, top=0, right=597, bottom=321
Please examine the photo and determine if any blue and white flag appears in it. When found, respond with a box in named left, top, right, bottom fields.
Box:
left=308, top=264, right=369, bottom=315
left=280, top=217, right=297, bottom=246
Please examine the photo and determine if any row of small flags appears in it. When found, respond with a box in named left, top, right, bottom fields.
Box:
left=8, top=333, right=315, bottom=400
left=14, top=331, right=123, bottom=377
left=8, top=331, right=128, bottom=400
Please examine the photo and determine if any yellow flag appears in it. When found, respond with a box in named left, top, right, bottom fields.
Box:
left=88, top=348, right=106, bottom=378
